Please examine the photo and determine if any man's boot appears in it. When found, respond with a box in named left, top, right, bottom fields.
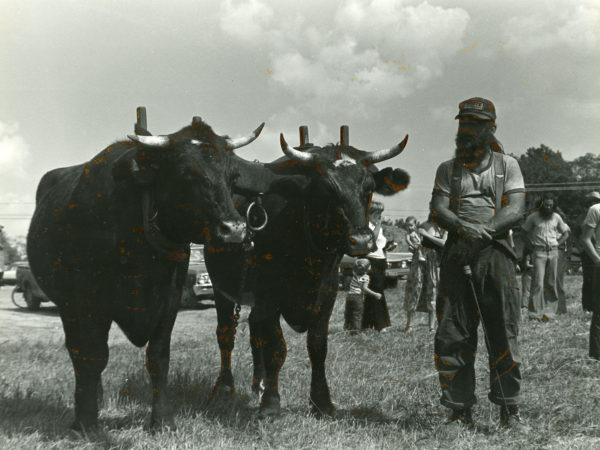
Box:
left=447, top=408, right=474, bottom=428
left=500, top=405, right=529, bottom=431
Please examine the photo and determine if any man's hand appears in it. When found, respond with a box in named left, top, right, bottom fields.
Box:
left=458, top=221, right=496, bottom=241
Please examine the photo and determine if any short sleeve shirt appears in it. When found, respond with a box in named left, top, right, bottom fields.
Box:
left=582, top=203, right=600, bottom=252
left=348, top=273, right=370, bottom=295
left=522, top=211, right=570, bottom=248
left=432, top=153, right=525, bottom=224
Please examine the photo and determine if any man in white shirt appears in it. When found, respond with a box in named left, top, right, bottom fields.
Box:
left=522, top=194, right=570, bottom=320
left=580, top=199, right=600, bottom=360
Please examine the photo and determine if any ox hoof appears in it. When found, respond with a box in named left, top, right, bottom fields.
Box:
left=209, top=382, right=235, bottom=400
left=311, top=402, right=336, bottom=418
left=70, top=419, right=99, bottom=433
left=206, top=382, right=235, bottom=408
left=147, top=416, right=177, bottom=433
left=258, top=392, right=281, bottom=418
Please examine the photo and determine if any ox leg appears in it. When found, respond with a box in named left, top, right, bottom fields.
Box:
left=146, top=311, right=177, bottom=430
left=61, top=314, right=111, bottom=431
left=307, top=301, right=336, bottom=417
left=212, top=296, right=237, bottom=396
left=253, top=313, right=286, bottom=417
left=248, top=317, right=266, bottom=395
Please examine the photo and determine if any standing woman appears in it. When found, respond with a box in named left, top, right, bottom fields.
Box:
left=362, top=201, right=392, bottom=332
left=403, top=217, right=447, bottom=332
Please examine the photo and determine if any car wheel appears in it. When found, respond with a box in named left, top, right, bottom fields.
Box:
left=24, top=284, right=41, bottom=311
left=180, top=284, right=197, bottom=309
left=11, top=287, right=27, bottom=309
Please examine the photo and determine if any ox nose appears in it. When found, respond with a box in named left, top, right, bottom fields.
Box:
left=347, top=233, right=376, bottom=256
left=217, top=220, right=247, bottom=244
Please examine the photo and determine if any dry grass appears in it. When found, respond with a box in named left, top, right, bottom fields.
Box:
left=0, top=276, right=598, bottom=449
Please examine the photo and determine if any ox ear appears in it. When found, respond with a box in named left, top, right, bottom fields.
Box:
left=112, top=150, right=157, bottom=186
left=373, top=167, right=410, bottom=195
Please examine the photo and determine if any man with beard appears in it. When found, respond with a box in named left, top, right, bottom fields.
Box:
left=430, top=97, right=526, bottom=428
left=522, top=194, right=570, bottom=320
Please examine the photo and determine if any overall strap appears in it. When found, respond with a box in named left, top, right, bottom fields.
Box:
left=493, top=152, right=505, bottom=212
left=449, top=159, right=462, bottom=214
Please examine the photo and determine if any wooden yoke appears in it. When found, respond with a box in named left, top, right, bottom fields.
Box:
left=298, top=125, right=312, bottom=149
left=135, top=106, right=151, bottom=136
left=340, top=125, right=349, bottom=146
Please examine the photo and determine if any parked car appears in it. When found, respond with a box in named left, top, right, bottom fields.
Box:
left=339, top=252, right=413, bottom=290
left=181, top=244, right=214, bottom=308
left=12, top=262, right=52, bottom=310
left=1, top=262, right=26, bottom=286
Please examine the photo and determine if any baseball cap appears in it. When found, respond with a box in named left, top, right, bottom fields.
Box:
left=585, top=191, right=600, bottom=201
left=455, top=97, right=496, bottom=121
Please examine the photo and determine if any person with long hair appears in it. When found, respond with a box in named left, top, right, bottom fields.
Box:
left=522, top=193, right=570, bottom=320
left=430, top=97, right=526, bottom=429
left=361, top=201, right=392, bottom=332
left=402, top=217, right=446, bottom=332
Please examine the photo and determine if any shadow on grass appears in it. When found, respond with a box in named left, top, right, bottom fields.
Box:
left=0, top=392, right=72, bottom=437
left=115, top=370, right=261, bottom=428
left=332, top=404, right=440, bottom=431
left=11, top=305, right=59, bottom=316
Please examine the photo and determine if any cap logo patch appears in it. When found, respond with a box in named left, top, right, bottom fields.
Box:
left=464, top=102, right=484, bottom=110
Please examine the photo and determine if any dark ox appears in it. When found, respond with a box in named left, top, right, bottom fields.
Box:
left=27, top=117, right=264, bottom=430
left=205, top=132, right=410, bottom=416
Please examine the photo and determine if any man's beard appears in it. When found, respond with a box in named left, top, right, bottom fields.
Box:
left=540, top=206, right=554, bottom=219
left=455, top=126, right=494, bottom=164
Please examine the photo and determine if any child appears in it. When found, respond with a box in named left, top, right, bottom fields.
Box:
left=344, top=258, right=382, bottom=334
left=405, top=216, right=426, bottom=262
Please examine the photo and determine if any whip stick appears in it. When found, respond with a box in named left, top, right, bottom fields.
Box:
left=463, top=265, right=509, bottom=412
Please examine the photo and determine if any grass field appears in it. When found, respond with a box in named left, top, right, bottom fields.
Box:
left=0, top=276, right=598, bottom=449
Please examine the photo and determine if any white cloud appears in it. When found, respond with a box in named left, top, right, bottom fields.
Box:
left=503, top=4, right=599, bottom=55
left=0, top=121, right=30, bottom=180
left=220, top=0, right=275, bottom=40
left=220, top=0, right=470, bottom=117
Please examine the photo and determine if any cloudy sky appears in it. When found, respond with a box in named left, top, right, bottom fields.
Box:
left=1, top=0, right=598, bottom=239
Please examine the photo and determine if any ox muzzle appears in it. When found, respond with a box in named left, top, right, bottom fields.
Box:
left=216, top=220, right=247, bottom=244
left=347, top=230, right=376, bottom=256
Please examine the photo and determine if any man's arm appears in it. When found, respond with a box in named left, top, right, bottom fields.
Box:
left=556, top=216, right=570, bottom=246
left=487, top=191, right=526, bottom=237
left=418, top=224, right=447, bottom=247
left=581, top=225, right=600, bottom=265
left=557, top=229, right=570, bottom=247
left=430, top=194, right=495, bottom=240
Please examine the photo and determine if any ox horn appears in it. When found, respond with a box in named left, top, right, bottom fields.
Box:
left=360, top=134, right=409, bottom=165
left=224, top=122, right=265, bottom=151
left=128, top=134, right=171, bottom=148
left=280, top=133, right=315, bottom=163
